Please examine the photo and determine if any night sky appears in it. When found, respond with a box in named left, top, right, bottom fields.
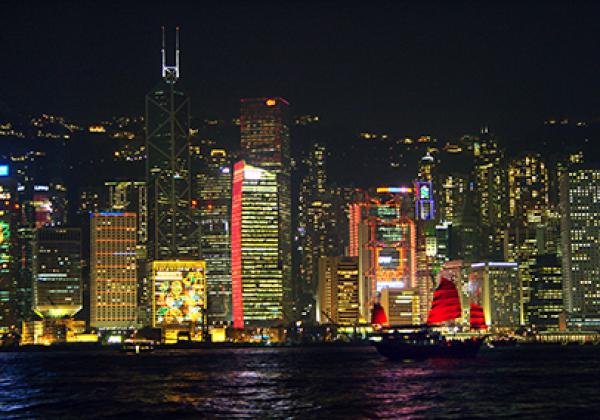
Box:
left=2, top=1, right=600, bottom=141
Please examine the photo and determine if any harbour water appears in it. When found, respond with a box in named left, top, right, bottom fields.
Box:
left=1, top=345, right=599, bottom=418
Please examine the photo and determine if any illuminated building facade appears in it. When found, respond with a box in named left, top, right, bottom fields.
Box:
left=474, top=132, right=507, bottom=259
left=32, top=228, right=82, bottom=318
left=349, top=187, right=417, bottom=320
left=469, top=262, right=522, bottom=329
left=145, top=28, right=198, bottom=260
left=104, top=180, right=150, bottom=326
left=240, top=97, right=292, bottom=319
left=415, top=181, right=435, bottom=221
left=380, top=288, right=420, bottom=326
left=316, top=256, right=360, bottom=325
left=231, top=161, right=284, bottom=328
left=196, top=149, right=232, bottom=324
left=152, top=260, right=206, bottom=329
left=528, top=254, right=563, bottom=331
left=90, top=212, right=138, bottom=329
left=298, top=143, right=346, bottom=316
left=508, top=153, right=549, bottom=226
left=0, top=165, right=18, bottom=331
left=561, top=169, right=600, bottom=328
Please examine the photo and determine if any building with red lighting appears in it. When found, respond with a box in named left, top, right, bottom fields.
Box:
left=231, top=161, right=284, bottom=329
left=348, top=187, right=417, bottom=320
left=240, top=98, right=293, bottom=321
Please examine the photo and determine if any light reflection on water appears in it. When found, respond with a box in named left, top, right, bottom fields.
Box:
left=1, top=346, right=600, bottom=418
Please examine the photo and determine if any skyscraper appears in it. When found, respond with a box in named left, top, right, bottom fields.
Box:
left=349, top=187, right=417, bottom=320
left=32, top=228, right=82, bottom=319
left=104, top=180, right=150, bottom=326
left=316, top=256, right=360, bottom=325
left=0, top=165, right=18, bottom=331
left=507, top=153, right=550, bottom=324
left=90, top=212, right=137, bottom=329
left=240, top=97, right=292, bottom=319
left=197, top=149, right=232, bottom=324
left=298, top=143, right=345, bottom=317
left=145, top=28, right=198, bottom=260
left=231, top=161, right=283, bottom=328
left=561, top=168, right=600, bottom=328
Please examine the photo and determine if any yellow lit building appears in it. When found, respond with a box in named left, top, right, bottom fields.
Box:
left=380, top=288, right=420, bottom=326
left=90, top=212, right=138, bottom=329
left=317, top=256, right=360, bottom=325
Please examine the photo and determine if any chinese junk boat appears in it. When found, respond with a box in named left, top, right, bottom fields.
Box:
left=372, top=278, right=486, bottom=360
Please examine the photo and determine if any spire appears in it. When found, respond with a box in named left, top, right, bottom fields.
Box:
left=161, top=26, right=180, bottom=83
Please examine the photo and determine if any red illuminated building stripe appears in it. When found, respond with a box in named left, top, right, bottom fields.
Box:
left=231, top=160, right=245, bottom=329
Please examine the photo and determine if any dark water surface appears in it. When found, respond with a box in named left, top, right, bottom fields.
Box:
left=1, top=346, right=599, bottom=418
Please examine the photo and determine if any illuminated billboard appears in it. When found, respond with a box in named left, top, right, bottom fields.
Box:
left=0, top=165, right=8, bottom=177
left=153, top=261, right=206, bottom=326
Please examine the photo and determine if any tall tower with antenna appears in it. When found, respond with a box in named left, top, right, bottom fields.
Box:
left=145, top=27, right=198, bottom=260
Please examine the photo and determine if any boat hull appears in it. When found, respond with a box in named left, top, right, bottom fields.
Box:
left=373, top=337, right=484, bottom=360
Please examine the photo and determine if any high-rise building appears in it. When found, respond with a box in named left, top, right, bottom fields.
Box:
left=104, top=180, right=150, bottom=326
left=0, top=165, right=18, bottom=331
left=297, top=143, right=345, bottom=317
left=90, top=212, right=137, bottom=329
left=528, top=254, right=563, bottom=331
left=231, top=161, right=284, bottom=328
left=240, top=97, right=292, bottom=320
left=469, top=262, right=521, bottom=329
left=506, top=153, right=551, bottom=325
left=473, top=131, right=507, bottom=259
left=561, top=169, right=600, bottom=328
left=145, top=28, right=198, bottom=260
left=32, top=228, right=82, bottom=318
left=196, top=149, right=232, bottom=324
left=349, top=187, right=417, bottom=320
left=316, top=256, right=360, bottom=325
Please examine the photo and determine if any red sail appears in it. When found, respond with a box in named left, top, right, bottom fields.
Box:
left=427, top=277, right=462, bottom=325
left=371, top=303, right=388, bottom=326
left=470, top=303, right=487, bottom=330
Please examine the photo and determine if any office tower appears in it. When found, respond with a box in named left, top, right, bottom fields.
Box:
left=145, top=28, right=198, bottom=260
left=348, top=187, right=416, bottom=320
left=316, top=256, right=360, bottom=325
left=231, top=161, right=284, bottom=329
left=561, top=169, right=600, bottom=328
left=528, top=254, right=563, bottom=331
left=0, top=165, right=18, bottom=331
left=240, top=97, right=292, bottom=319
left=197, top=149, right=232, bottom=324
left=380, top=288, right=420, bottom=326
left=298, top=143, right=344, bottom=316
left=90, top=212, right=137, bottom=329
left=469, top=262, right=521, bottom=329
left=507, top=153, right=550, bottom=324
left=32, top=228, right=82, bottom=318
left=104, top=180, right=150, bottom=326
left=473, top=130, right=507, bottom=259
left=151, top=260, right=206, bottom=339
left=437, top=172, right=480, bottom=261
